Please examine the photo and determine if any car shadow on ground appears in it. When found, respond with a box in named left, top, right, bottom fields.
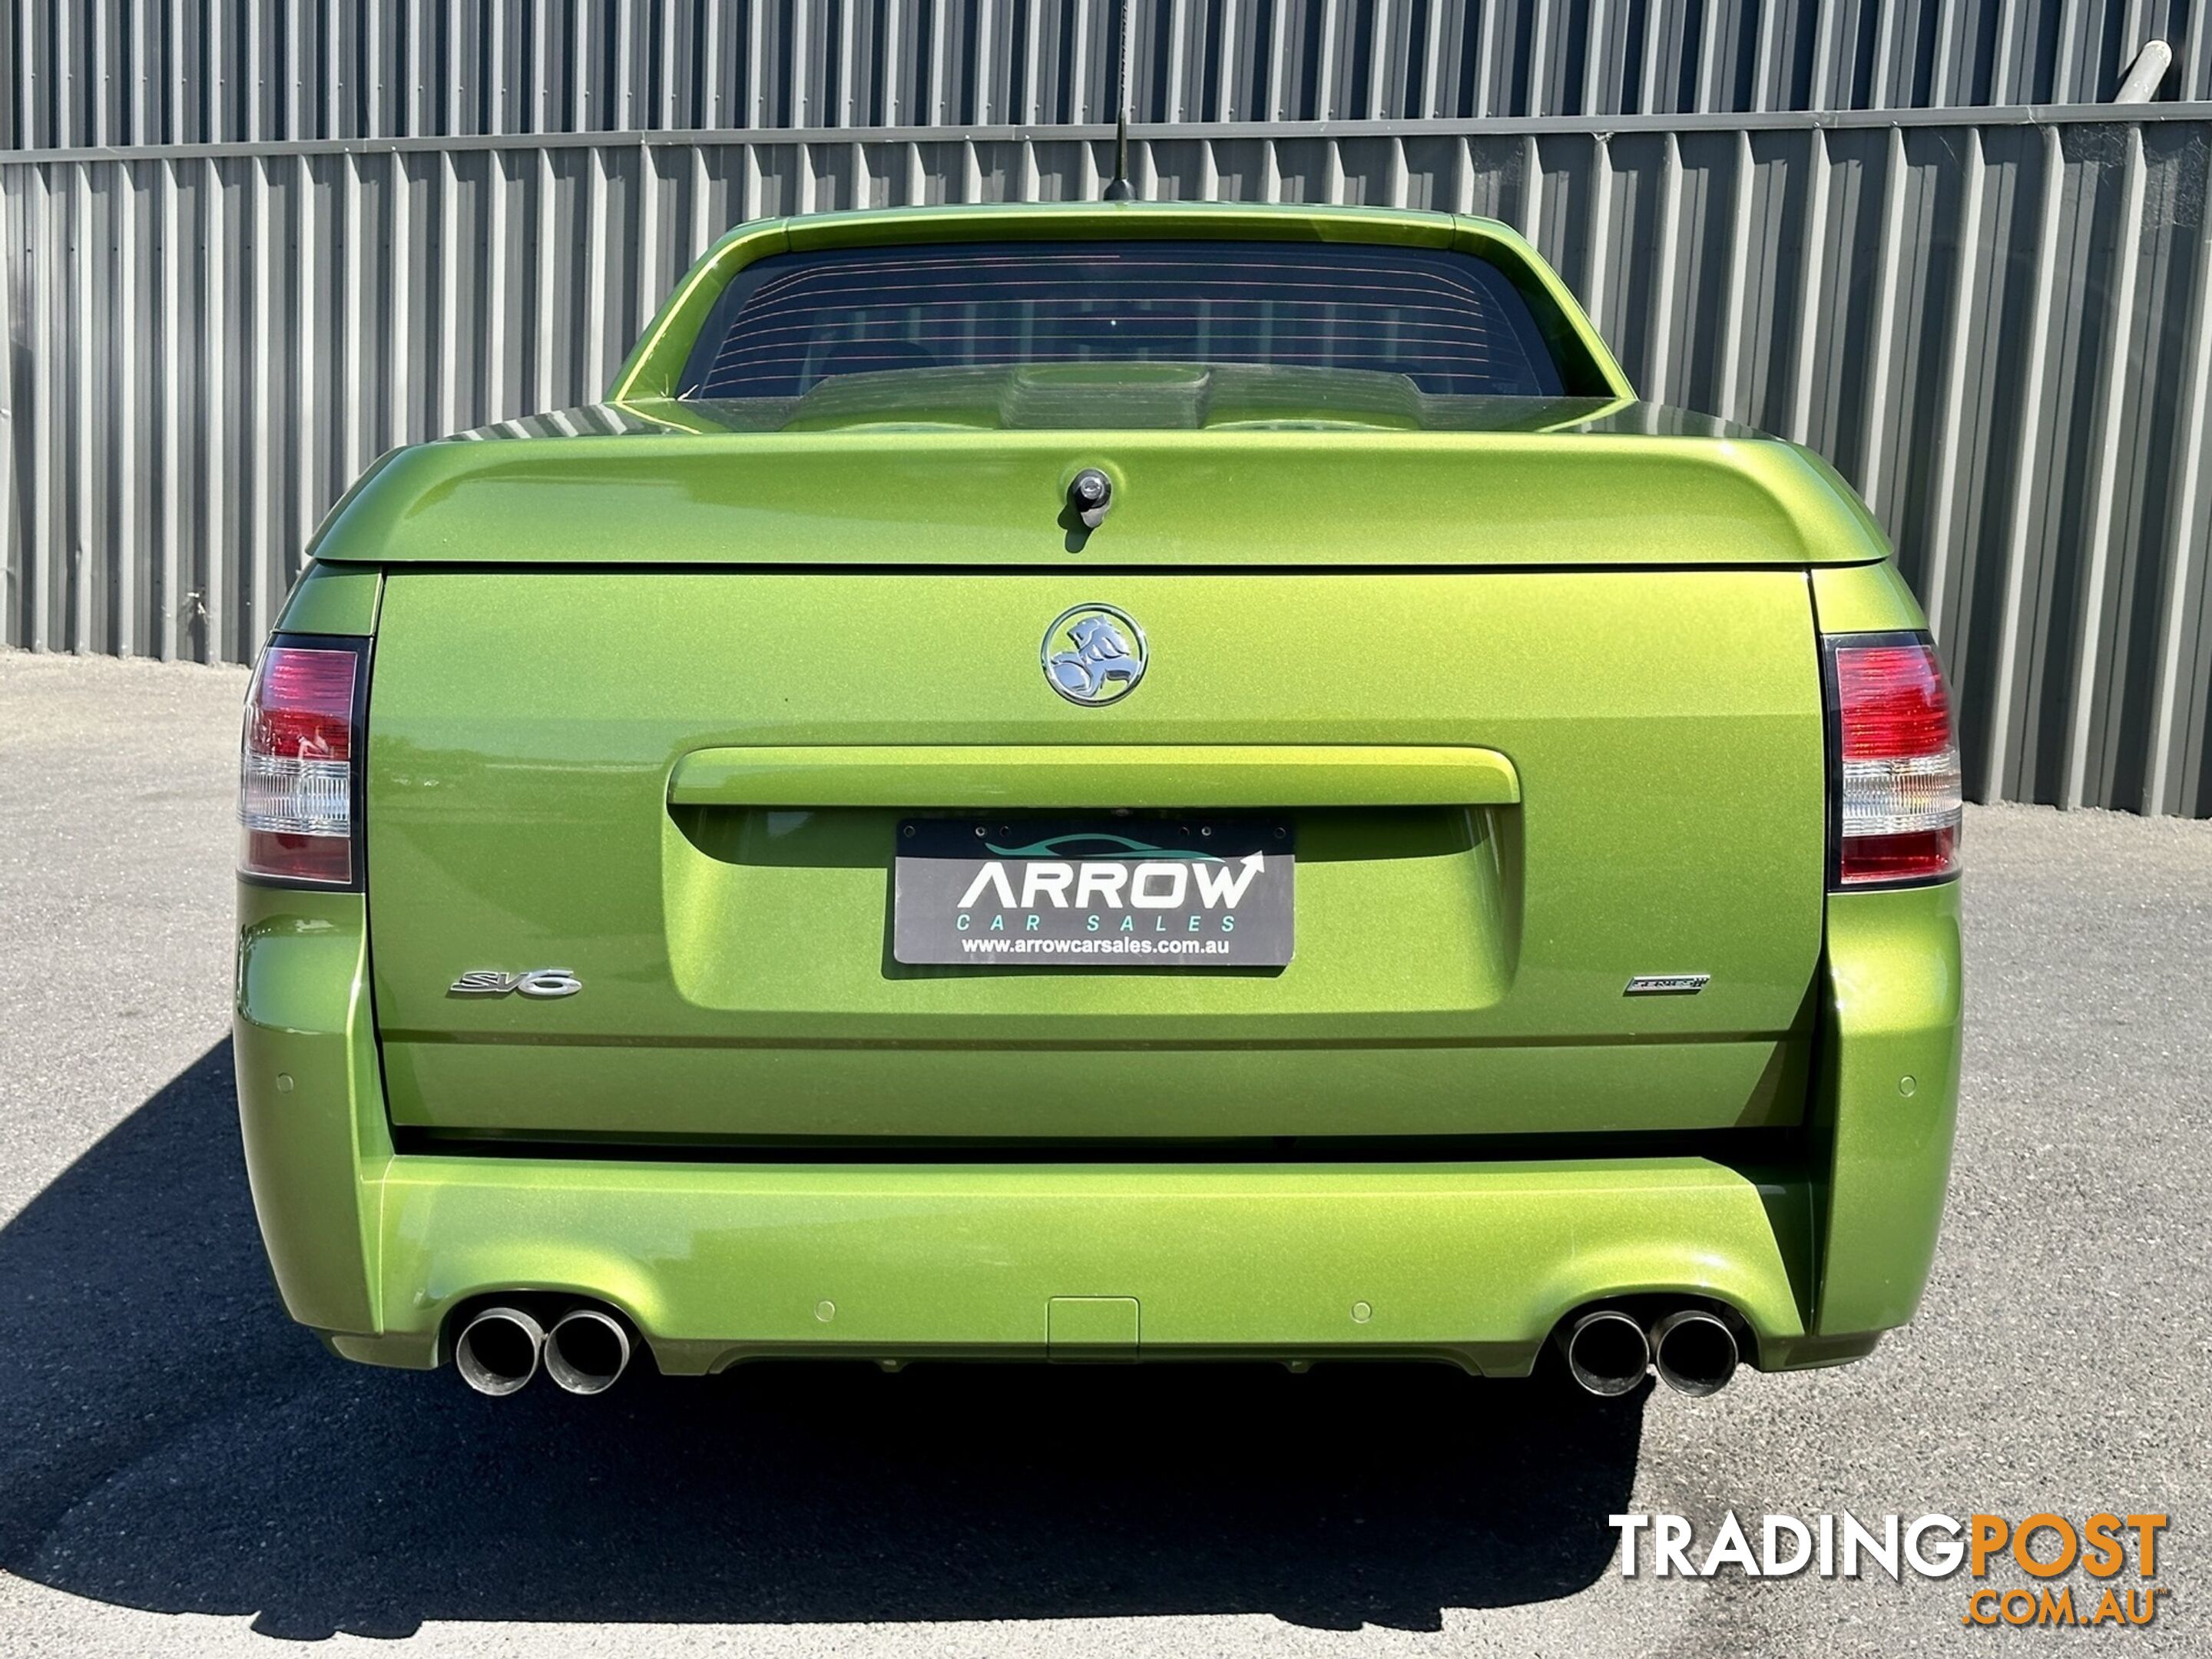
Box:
left=0, top=1041, right=1646, bottom=1640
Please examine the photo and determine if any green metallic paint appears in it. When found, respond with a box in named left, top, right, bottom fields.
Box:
left=1803, top=559, right=1962, bottom=1334
left=307, top=203, right=1878, bottom=574
left=1048, top=1296, right=1142, bottom=1355
left=233, top=886, right=389, bottom=1336
left=386, top=1041, right=1806, bottom=1143
left=233, top=861, right=1947, bottom=1376
left=273, top=561, right=382, bottom=636
left=1810, top=557, right=1936, bottom=635
left=666, top=744, right=1522, bottom=808
left=611, top=215, right=789, bottom=399
left=1814, top=879, right=1963, bottom=1334
left=233, top=200, right=1962, bottom=1379
left=363, top=568, right=1825, bottom=1143
left=366, top=1153, right=1814, bottom=1376
left=308, top=421, right=1887, bottom=571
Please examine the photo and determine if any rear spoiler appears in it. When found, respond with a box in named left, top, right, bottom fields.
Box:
left=310, top=422, right=1890, bottom=571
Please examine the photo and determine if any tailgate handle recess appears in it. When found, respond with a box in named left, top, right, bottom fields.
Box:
left=667, top=745, right=1519, bottom=809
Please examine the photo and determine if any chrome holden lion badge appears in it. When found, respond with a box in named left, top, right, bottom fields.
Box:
left=1042, top=604, right=1147, bottom=706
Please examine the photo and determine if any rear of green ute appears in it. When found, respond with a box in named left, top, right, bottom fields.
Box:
left=234, top=202, right=1961, bottom=1395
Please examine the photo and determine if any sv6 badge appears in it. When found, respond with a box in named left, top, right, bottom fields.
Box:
left=449, top=968, right=583, bottom=998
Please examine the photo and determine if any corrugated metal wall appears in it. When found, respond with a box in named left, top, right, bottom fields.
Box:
left=2, top=0, right=2207, bottom=147
left=6, top=109, right=2210, bottom=813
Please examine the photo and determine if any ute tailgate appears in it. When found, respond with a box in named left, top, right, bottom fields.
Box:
left=364, top=565, right=1826, bottom=1145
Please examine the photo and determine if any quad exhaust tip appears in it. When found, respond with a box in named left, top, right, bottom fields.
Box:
left=1561, top=1305, right=1743, bottom=1398
left=454, top=1302, right=634, bottom=1396
left=544, top=1308, right=633, bottom=1396
left=1562, top=1308, right=1651, bottom=1398
left=1651, top=1308, right=1740, bottom=1397
left=454, top=1306, right=545, bottom=1396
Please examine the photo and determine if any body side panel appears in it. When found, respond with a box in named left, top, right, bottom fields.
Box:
left=273, top=562, right=382, bottom=636
left=233, top=888, right=390, bottom=1334
left=1813, top=855, right=1963, bottom=1334
left=1810, top=558, right=1932, bottom=635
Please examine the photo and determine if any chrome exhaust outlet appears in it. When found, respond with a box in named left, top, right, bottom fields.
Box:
left=544, top=1308, right=632, bottom=1396
left=1651, top=1309, right=1740, bottom=1396
left=1561, top=1308, right=1651, bottom=1397
left=454, top=1306, right=545, bottom=1396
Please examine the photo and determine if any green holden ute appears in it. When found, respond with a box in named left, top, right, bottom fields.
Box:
left=235, top=200, right=1962, bottom=1400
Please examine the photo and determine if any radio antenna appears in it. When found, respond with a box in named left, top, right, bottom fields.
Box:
left=1102, top=0, right=1135, bottom=200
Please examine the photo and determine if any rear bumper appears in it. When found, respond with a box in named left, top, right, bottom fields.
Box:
left=234, top=883, right=1958, bottom=1377
left=339, top=1152, right=1850, bottom=1375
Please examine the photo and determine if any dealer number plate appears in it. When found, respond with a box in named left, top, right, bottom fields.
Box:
left=892, top=817, right=1295, bottom=967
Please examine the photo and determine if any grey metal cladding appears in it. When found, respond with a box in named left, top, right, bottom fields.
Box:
left=2, top=1, right=2209, bottom=149
left=5, top=111, right=2209, bottom=816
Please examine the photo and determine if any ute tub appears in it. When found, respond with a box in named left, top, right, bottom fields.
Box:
left=234, top=882, right=1957, bottom=1376
left=313, top=203, right=1889, bottom=575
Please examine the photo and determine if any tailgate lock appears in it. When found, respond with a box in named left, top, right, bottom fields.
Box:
left=1066, top=466, right=1114, bottom=528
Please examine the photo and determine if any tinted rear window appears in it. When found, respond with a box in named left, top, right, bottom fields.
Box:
left=680, top=240, right=1571, bottom=399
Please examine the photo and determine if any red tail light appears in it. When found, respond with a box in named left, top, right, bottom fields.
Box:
left=239, top=638, right=365, bottom=887
left=1826, top=634, right=1961, bottom=887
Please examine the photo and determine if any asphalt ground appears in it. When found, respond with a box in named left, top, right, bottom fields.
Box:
left=2, top=648, right=2207, bottom=1657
